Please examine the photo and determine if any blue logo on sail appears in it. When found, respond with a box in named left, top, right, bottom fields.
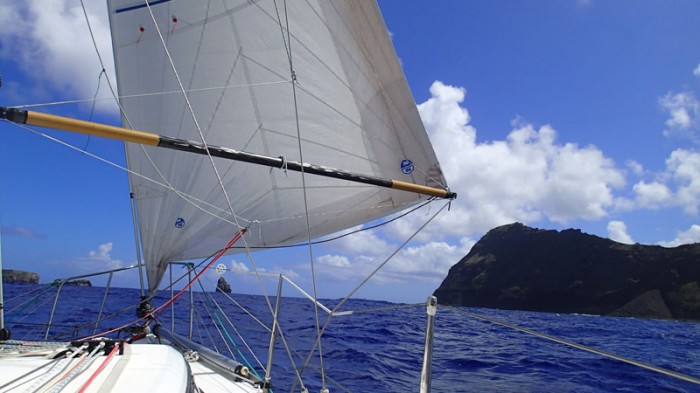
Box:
left=175, top=217, right=186, bottom=228
left=400, top=159, right=414, bottom=174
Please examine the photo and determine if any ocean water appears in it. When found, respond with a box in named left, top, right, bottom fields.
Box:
left=3, top=283, right=699, bottom=392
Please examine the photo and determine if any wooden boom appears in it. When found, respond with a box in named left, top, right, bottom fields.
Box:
left=1, top=107, right=456, bottom=200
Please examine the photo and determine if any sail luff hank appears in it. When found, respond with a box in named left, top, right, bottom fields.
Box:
left=1, top=107, right=456, bottom=199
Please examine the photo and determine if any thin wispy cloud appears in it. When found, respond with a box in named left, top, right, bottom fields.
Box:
left=626, top=160, right=645, bottom=177
left=1, top=225, right=46, bottom=239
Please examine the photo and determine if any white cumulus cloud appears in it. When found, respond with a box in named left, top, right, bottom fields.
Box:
left=314, top=234, right=474, bottom=285
left=394, top=81, right=626, bottom=241
left=618, top=149, right=700, bottom=215
left=0, top=1, right=115, bottom=111
left=317, top=81, right=630, bottom=289
left=658, top=224, right=700, bottom=247
left=230, top=260, right=250, bottom=273
left=607, top=220, right=634, bottom=244
left=326, top=225, right=393, bottom=256
left=317, top=254, right=351, bottom=268
left=631, top=181, right=673, bottom=209
left=666, top=149, right=700, bottom=214
left=384, top=238, right=475, bottom=282
left=85, top=242, right=123, bottom=269
left=8, top=3, right=700, bottom=297
left=660, top=91, right=700, bottom=143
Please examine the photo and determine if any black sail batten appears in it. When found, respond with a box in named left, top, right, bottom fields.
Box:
left=159, top=135, right=394, bottom=187
left=157, top=136, right=457, bottom=198
left=1, top=107, right=457, bottom=200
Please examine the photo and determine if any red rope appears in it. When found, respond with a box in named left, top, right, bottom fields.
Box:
left=78, top=319, right=144, bottom=341
left=152, top=229, right=246, bottom=319
left=78, top=229, right=246, bottom=341
left=49, top=352, right=88, bottom=390
left=77, top=343, right=121, bottom=393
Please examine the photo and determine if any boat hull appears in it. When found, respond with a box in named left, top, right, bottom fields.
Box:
left=0, top=340, right=259, bottom=393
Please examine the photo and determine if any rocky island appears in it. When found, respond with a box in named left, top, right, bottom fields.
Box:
left=62, top=279, right=93, bottom=287
left=2, top=270, right=92, bottom=286
left=216, top=277, right=232, bottom=293
left=2, top=269, right=39, bottom=284
left=434, top=223, right=700, bottom=321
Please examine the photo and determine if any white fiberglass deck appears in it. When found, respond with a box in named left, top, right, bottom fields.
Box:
left=0, top=341, right=259, bottom=392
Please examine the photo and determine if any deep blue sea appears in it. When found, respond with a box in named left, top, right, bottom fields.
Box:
left=3, top=283, right=699, bottom=392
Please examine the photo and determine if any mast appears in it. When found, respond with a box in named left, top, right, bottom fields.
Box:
left=0, top=214, right=8, bottom=340
left=0, top=107, right=457, bottom=200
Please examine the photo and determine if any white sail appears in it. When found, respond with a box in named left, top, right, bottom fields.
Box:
left=107, top=0, right=448, bottom=291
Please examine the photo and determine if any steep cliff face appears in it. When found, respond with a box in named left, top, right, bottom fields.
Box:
left=2, top=269, right=39, bottom=284
left=433, top=223, right=700, bottom=320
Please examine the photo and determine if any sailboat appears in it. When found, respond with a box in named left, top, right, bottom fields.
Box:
left=0, top=1, right=455, bottom=391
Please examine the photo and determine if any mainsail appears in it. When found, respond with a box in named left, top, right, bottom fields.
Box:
left=107, top=0, right=450, bottom=291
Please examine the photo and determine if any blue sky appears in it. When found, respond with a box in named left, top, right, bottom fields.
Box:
left=1, top=1, right=700, bottom=303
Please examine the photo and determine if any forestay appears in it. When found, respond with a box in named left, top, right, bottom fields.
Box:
left=107, top=0, right=449, bottom=291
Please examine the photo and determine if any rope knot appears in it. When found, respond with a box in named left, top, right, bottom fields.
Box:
left=271, top=155, right=289, bottom=176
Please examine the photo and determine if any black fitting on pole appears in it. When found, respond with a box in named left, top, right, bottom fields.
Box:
left=136, top=296, right=155, bottom=319
left=0, top=327, right=11, bottom=341
left=0, top=107, right=28, bottom=124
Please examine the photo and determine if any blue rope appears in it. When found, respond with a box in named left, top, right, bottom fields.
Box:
left=194, top=279, right=263, bottom=380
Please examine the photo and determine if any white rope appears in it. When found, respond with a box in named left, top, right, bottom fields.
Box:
left=205, top=288, right=266, bottom=371
left=192, top=301, right=221, bottom=354
left=6, top=117, right=425, bottom=242
left=271, top=154, right=289, bottom=176
left=198, top=294, right=238, bottom=361
left=23, top=344, right=87, bottom=393
left=13, top=81, right=289, bottom=109
left=78, top=0, right=120, bottom=114
left=46, top=343, right=105, bottom=393
left=140, top=3, right=286, bottom=342
left=4, top=121, right=250, bottom=229
left=272, top=0, right=328, bottom=389
left=294, top=200, right=452, bottom=381
left=143, top=2, right=237, bottom=225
